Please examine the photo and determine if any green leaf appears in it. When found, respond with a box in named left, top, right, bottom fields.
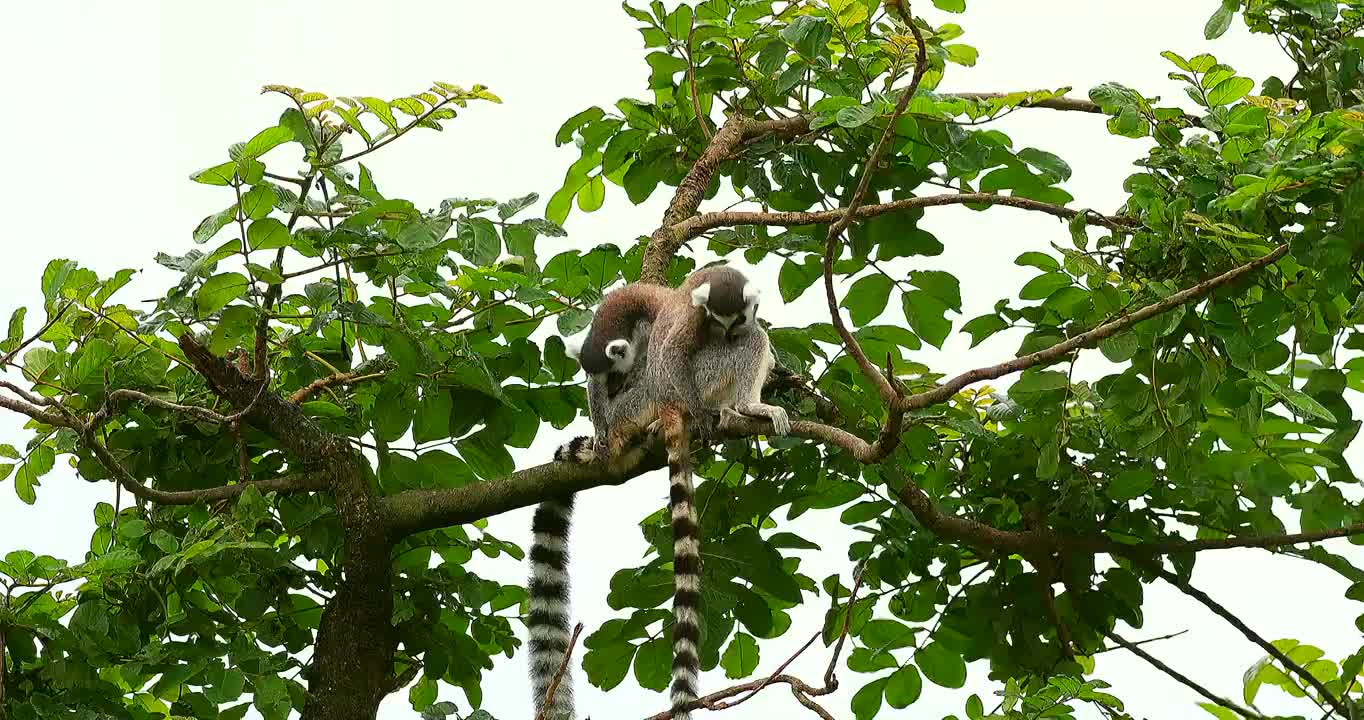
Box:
left=915, top=642, right=967, bottom=688
left=902, top=291, right=951, bottom=348
left=497, top=192, right=539, bottom=220
left=1207, top=76, right=1254, bottom=106
left=932, top=0, right=966, bottom=11
left=633, top=637, right=672, bottom=691
left=909, top=270, right=961, bottom=312
left=196, top=273, right=250, bottom=315
left=1107, top=469, right=1155, bottom=501
left=247, top=218, right=290, bottom=251
left=842, top=275, right=894, bottom=326
left=2, top=307, right=26, bottom=353
left=720, top=632, right=760, bottom=679
left=192, top=161, right=238, bottom=186
left=1099, top=332, right=1138, bottom=362
left=241, top=185, right=276, bottom=220
left=1015, top=251, right=1060, bottom=272
left=781, top=16, right=831, bottom=60
left=1019, top=272, right=1072, bottom=300
left=836, top=105, right=877, bottom=128
left=852, top=677, right=888, bottom=720
left=1198, top=703, right=1240, bottom=720
left=41, top=259, right=75, bottom=304
left=577, top=175, right=606, bottom=212
left=779, top=257, right=822, bottom=303
left=885, top=665, right=923, bottom=708
left=1204, top=2, right=1235, bottom=39
left=1244, top=368, right=1337, bottom=424
left=241, top=125, right=293, bottom=158
left=962, top=314, right=1008, bottom=348
left=1017, top=148, right=1072, bottom=183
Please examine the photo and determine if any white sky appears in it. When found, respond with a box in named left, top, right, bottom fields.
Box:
left=1, top=2, right=1361, bottom=720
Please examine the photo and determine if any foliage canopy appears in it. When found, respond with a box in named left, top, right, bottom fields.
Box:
left=3, top=1, right=1364, bottom=719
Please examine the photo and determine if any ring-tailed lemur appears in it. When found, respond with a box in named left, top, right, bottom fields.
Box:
left=534, top=264, right=788, bottom=720
left=529, top=314, right=654, bottom=720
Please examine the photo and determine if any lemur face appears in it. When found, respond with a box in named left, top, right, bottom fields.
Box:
left=605, top=338, right=636, bottom=373
left=691, top=281, right=760, bottom=341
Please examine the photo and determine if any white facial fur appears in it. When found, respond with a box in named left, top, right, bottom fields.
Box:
left=605, top=338, right=636, bottom=373
left=690, top=282, right=711, bottom=308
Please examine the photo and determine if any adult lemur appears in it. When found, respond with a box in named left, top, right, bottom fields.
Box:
left=528, top=265, right=789, bottom=720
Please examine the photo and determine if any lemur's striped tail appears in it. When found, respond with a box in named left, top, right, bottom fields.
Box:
left=528, top=494, right=576, bottom=720
left=662, top=408, right=701, bottom=720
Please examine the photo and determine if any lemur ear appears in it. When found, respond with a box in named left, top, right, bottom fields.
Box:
left=606, top=339, right=629, bottom=359
left=690, top=283, right=712, bottom=308
left=564, top=338, right=583, bottom=360
left=742, top=282, right=760, bottom=303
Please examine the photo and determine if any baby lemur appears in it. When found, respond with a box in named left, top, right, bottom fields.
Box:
left=529, top=264, right=789, bottom=720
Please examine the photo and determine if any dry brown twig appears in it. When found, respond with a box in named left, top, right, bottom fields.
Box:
left=535, top=622, right=584, bottom=720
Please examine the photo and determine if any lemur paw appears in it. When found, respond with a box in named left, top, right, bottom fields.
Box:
left=554, top=436, right=598, bottom=464
left=766, top=407, right=791, bottom=436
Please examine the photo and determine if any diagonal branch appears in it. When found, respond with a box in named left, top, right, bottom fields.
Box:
left=1105, top=630, right=1264, bottom=720
left=1153, top=566, right=1349, bottom=717
left=289, top=371, right=386, bottom=405
left=822, top=0, right=928, bottom=408
left=640, top=115, right=809, bottom=284
left=897, top=243, right=1289, bottom=412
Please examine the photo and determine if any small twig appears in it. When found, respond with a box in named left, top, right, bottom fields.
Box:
left=685, top=19, right=712, bottom=141
left=0, top=298, right=75, bottom=369
left=791, top=686, right=836, bottom=720
left=288, top=371, right=385, bottom=405
left=711, top=630, right=821, bottom=711
left=535, top=622, right=584, bottom=720
left=824, top=563, right=868, bottom=688
left=1105, top=631, right=1263, bottom=719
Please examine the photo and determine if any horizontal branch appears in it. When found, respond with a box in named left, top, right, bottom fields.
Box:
left=381, top=443, right=667, bottom=538
left=950, top=92, right=1105, bottom=114
left=674, top=192, right=1136, bottom=243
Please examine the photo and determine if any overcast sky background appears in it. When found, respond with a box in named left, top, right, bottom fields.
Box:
left=1, top=2, right=1361, bottom=719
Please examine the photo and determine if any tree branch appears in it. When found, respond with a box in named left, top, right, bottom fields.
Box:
left=822, top=0, right=928, bottom=407
left=897, top=243, right=1289, bottom=412
left=178, top=333, right=351, bottom=462
left=0, top=299, right=75, bottom=370
left=289, top=371, right=386, bottom=405
left=1154, top=566, right=1349, bottom=717
left=640, top=115, right=809, bottom=284
left=672, top=192, right=1136, bottom=243
left=83, top=431, right=327, bottom=506
left=1104, top=630, right=1263, bottom=720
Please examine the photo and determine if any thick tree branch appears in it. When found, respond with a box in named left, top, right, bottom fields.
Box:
left=640, top=115, right=808, bottom=284
left=897, top=243, right=1289, bottom=412
left=1154, top=566, right=1349, bottom=717
left=673, top=192, right=1136, bottom=242
left=1105, top=630, right=1263, bottom=720
left=178, top=333, right=351, bottom=462
left=823, top=2, right=928, bottom=408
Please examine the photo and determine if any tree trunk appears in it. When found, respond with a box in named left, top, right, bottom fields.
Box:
left=301, top=456, right=398, bottom=720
